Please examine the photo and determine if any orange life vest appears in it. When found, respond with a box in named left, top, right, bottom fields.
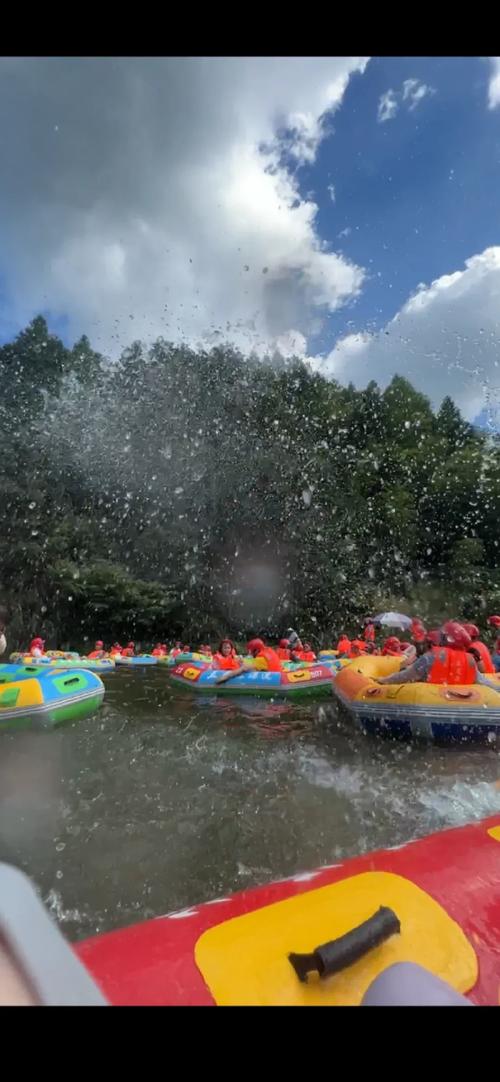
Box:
left=337, top=637, right=351, bottom=654
left=470, top=639, right=495, bottom=674
left=255, top=646, right=283, bottom=672
left=276, top=647, right=291, bottom=660
left=151, top=647, right=164, bottom=657
left=213, top=653, right=240, bottom=670
left=296, top=650, right=316, bottom=662
left=428, top=647, right=476, bottom=685
left=87, top=650, right=104, bottom=659
left=121, top=648, right=134, bottom=657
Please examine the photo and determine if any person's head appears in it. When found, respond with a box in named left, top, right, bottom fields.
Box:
left=303, top=642, right=312, bottom=651
left=127, top=641, right=134, bottom=650
left=441, top=621, right=471, bottom=650
left=95, top=640, right=104, bottom=649
left=247, top=637, right=265, bottom=657
left=364, top=641, right=375, bottom=654
left=383, top=636, right=401, bottom=656
left=155, top=642, right=162, bottom=650
left=279, top=638, right=290, bottom=649
left=31, top=637, right=44, bottom=648
left=488, top=615, right=500, bottom=629
left=463, top=623, right=479, bottom=641
left=219, top=639, right=235, bottom=658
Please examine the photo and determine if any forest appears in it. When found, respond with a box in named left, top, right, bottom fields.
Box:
left=1, top=316, right=499, bottom=649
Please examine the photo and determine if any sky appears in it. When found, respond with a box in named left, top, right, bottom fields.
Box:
left=1, top=55, right=500, bottom=422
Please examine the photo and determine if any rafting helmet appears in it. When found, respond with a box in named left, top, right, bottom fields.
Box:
left=247, top=638, right=265, bottom=655
left=441, top=621, right=471, bottom=649
left=279, top=638, right=290, bottom=648
left=95, top=640, right=104, bottom=648
left=463, top=624, right=479, bottom=641
left=488, top=615, right=500, bottom=628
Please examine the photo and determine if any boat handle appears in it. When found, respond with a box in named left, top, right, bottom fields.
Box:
left=445, top=689, right=473, bottom=700
left=289, top=906, right=401, bottom=982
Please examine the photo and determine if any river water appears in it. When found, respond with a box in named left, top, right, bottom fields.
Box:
left=1, top=667, right=500, bottom=943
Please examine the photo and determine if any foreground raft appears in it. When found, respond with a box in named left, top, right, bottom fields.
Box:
left=0, top=664, right=105, bottom=729
left=168, top=661, right=334, bottom=699
left=76, top=814, right=500, bottom=1006
left=332, top=654, right=500, bottom=744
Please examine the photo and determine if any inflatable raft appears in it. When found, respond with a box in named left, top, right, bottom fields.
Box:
left=332, top=655, right=500, bottom=744
left=114, top=655, right=158, bottom=667
left=169, top=661, right=333, bottom=699
left=12, top=655, right=115, bottom=673
left=158, top=652, right=213, bottom=668
left=0, top=665, right=104, bottom=729
left=76, top=814, right=500, bottom=1005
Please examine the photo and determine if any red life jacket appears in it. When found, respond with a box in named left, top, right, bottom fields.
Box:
left=151, top=647, right=164, bottom=657
left=337, top=637, right=351, bottom=653
left=364, top=624, right=375, bottom=642
left=276, top=647, right=291, bottom=660
left=255, top=646, right=283, bottom=672
left=470, top=639, right=495, bottom=674
left=296, top=649, right=316, bottom=662
left=87, top=650, right=104, bottom=659
left=428, top=647, right=476, bottom=685
left=121, top=647, right=134, bottom=657
left=213, top=653, right=240, bottom=670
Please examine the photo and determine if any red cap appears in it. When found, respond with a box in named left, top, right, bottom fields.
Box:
left=488, top=615, right=500, bottom=628
left=31, top=637, right=44, bottom=647
left=95, top=640, right=104, bottom=648
left=247, top=638, right=265, bottom=655
left=279, top=638, right=290, bottom=648
left=441, top=621, right=471, bottom=649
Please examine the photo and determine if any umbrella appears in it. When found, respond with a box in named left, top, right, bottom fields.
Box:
left=371, top=612, right=413, bottom=630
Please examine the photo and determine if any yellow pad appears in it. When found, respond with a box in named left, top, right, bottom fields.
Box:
left=195, top=871, right=477, bottom=1006
left=487, top=825, right=500, bottom=842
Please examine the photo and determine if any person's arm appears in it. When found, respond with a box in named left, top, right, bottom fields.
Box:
left=376, top=653, right=433, bottom=685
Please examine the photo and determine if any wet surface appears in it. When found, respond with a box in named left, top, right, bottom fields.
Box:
left=1, top=668, right=500, bottom=941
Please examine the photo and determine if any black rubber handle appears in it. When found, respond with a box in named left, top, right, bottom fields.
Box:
left=289, top=906, right=400, bottom=983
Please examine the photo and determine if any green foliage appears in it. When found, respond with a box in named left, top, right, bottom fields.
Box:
left=0, top=317, right=498, bottom=647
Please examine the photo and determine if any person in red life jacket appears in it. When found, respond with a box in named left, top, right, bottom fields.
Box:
left=199, top=644, right=213, bottom=658
left=121, top=641, right=135, bottom=658
left=347, top=639, right=367, bottom=659
left=29, top=637, right=45, bottom=658
left=170, top=641, right=183, bottom=658
left=151, top=643, right=165, bottom=657
left=336, top=634, right=351, bottom=656
left=276, top=638, right=291, bottom=661
left=298, top=641, right=317, bottom=662
left=410, top=617, right=427, bottom=656
left=87, top=640, right=105, bottom=659
left=382, top=636, right=402, bottom=657
left=215, top=637, right=284, bottom=685
left=462, top=623, right=496, bottom=674
left=213, top=639, right=240, bottom=671
left=376, top=622, right=479, bottom=686
left=363, top=619, right=375, bottom=643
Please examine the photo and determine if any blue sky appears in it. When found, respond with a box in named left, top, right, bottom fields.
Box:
left=0, top=56, right=499, bottom=422
left=300, top=56, right=500, bottom=352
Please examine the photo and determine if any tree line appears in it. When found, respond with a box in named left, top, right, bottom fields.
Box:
left=1, top=316, right=499, bottom=649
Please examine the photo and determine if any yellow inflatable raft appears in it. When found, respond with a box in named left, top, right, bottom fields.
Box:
left=332, top=655, right=500, bottom=744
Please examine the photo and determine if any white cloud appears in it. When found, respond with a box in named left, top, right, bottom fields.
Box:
left=316, top=247, right=500, bottom=420
left=378, top=78, right=435, bottom=123
left=327, top=183, right=336, bottom=203
left=378, top=90, right=399, bottom=123
left=0, top=57, right=369, bottom=356
left=488, top=57, right=500, bottom=109
left=402, top=78, right=435, bottom=111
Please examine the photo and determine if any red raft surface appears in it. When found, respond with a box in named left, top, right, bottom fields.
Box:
left=76, top=815, right=500, bottom=1006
